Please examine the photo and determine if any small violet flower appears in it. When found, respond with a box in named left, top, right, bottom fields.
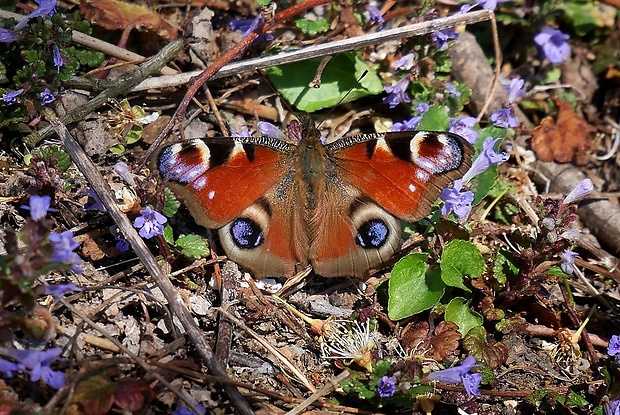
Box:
left=427, top=355, right=482, bottom=396
left=534, top=26, right=571, bottom=64
left=115, top=235, right=130, bottom=253
left=40, top=88, right=55, bottom=105
left=133, top=206, right=167, bottom=239
left=0, top=28, right=19, bottom=43
left=606, top=399, right=620, bottom=415
left=394, top=53, right=415, bottom=71
left=230, top=15, right=274, bottom=42
left=114, top=161, right=136, bottom=186
left=366, top=6, right=384, bottom=30
left=449, top=116, right=479, bottom=145
left=383, top=77, right=411, bottom=108
left=231, top=126, right=251, bottom=138
left=2, top=88, right=24, bottom=105
left=83, top=188, right=106, bottom=212
left=257, top=121, right=285, bottom=139
left=462, top=137, right=509, bottom=184
left=15, top=0, right=58, bottom=29
left=0, top=358, right=19, bottom=378
left=22, top=194, right=52, bottom=221
left=490, top=106, right=519, bottom=128
left=439, top=179, right=474, bottom=222
left=0, top=347, right=65, bottom=390
left=50, top=230, right=83, bottom=274
left=431, top=29, right=458, bottom=51
left=607, top=334, right=620, bottom=362
left=475, top=0, right=510, bottom=11
left=377, top=375, right=397, bottom=398
left=562, top=178, right=593, bottom=205
left=52, top=44, right=64, bottom=72
left=391, top=116, right=420, bottom=132
left=445, top=82, right=461, bottom=97
left=43, top=283, right=81, bottom=302
left=173, top=405, right=206, bottom=415
left=503, top=77, right=526, bottom=104
left=560, top=249, right=578, bottom=274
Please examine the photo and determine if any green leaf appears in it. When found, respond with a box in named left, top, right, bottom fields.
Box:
left=175, top=234, right=209, bottom=259
left=444, top=297, right=483, bottom=336
left=416, top=104, right=450, bottom=131
left=163, top=224, right=174, bottom=245
left=462, top=325, right=487, bottom=360
left=388, top=253, right=445, bottom=320
left=492, top=248, right=518, bottom=285
left=125, top=125, right=143, bottom=145
left=254, top=0, right=271, bottom=5
left=162, top=188, right=180, bottom=217
left=265, top=52, right=383, bottom=112
left=41, top=146, right=72, bottom=172
left=440, top=240, right=485, bottom=292
left=294, top=18, right=330, bottom=36
left=109, top=144, right=125, bottom=154
left=558, top=2, right=615, bottom=36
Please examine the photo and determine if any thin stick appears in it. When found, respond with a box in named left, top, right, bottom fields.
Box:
left=131, top=10, right=494, bottom=93
left=43, top=110, right=255, bottom=415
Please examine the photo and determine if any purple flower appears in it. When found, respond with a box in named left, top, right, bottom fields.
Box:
left=560, top=249, right=578, bottom=274
left=503, top=78, right=526, bottom=103
left=230, top=15, right=274, bottom=42
left=606, top=399, right=620, bottom=415
left=366, top=6, right=384, bottom=30
left=383, top=77, right=411, bottom=108
left=455, top=4, right=473, bottom=14
left=394, top=53, right=415, bottom=71
left=83, top=188, right=106, bottom=212
left=560, top=229, right=580, bottom=241
left=475, top=0, right=509, bottom=11
left=114, top=161, right=136, bottom=186
left=462, top=137, right=509, bottom=183
left=608, top=334, right=620, bottom=362
left=449, top=116, right=479, bottom=144
left=445, top=82, right=461, bottom=97
left=534, top=26, right=570, bottom=64
left=562, top=178, right=593, bottom=205
left=377, top=375, right=397, bottom=398
left=44, top=283, right=81, bottom=301
left=52, top=44, right=64, bottom=72
left=2, top=88, right=24, bottom=105
left=0, top=347, right=65, bottom=390
left=22, top=194, right=52, bottom=221
left=392, top=116, right=420, bottom=132
left=0, top=358, right=19, bottom=378
left=173, top=405, right=206, bottom=415
left=428, top=356, right=482, bottom=396
left=133, top=206, right=167, bottom=239
left=440, top=179, right=474, bottom=221
left=490, top=106, right=519, bottom=128
left=257, top=121, right=285, bottom=139
left=40, top=88, right=55, bottom=105
left=231, top=126, right=251, bottom=137
left=15, top=0, right=57, bottom=29
left=0, top=28, right=19, bottom=43
left=50, top=230, right=83, bottom=274
left=431, top=29, right=458, bottom=51
left=115, top=235, right=130, bottom=253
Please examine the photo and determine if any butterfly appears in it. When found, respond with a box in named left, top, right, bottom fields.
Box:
left=157, top=118, right=473, bottom=278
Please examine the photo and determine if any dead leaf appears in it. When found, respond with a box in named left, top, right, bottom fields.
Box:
left=531, top=99, right=596, bottom=165
left=401, top=321, right=461, bottom=361
left=80, top=0, right=178, bottom=40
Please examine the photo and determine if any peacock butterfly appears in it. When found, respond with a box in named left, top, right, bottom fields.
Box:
left=157, top=118, right=473, bottom=278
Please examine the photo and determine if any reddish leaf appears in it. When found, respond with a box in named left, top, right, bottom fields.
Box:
left=72, top=374, right=117, bottom=415
left=401, top=321, right=461, bottom=361
left=531, top=99, right=596, bottom=165
left=80, top=0, right=178, bottom=40
left=114, top=378, right=152, bottom=412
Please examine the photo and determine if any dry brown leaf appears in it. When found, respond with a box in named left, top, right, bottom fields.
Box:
left=531, top=99, right=596, bottom=165
left=400, top=321, right=461, bottom=361
left=80, top=0, right=178, bottom=40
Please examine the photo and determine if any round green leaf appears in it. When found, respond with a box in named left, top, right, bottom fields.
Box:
left=440, top=240, right=485, bottom=292
left=445, top=297, right=483, bottom=336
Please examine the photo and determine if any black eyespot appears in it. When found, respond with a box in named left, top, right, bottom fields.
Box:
left=230, top=218, right=264, bottom=249
left=355, top=220, right=389, bottom=249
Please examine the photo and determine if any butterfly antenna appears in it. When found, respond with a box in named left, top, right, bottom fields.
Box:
left=316, top=69, right=369, bottom=130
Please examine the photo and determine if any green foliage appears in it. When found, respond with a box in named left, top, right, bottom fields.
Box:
left=37, top=145, right=72, bottom=172
left=265, top=52, right=383, bottom=112
left=162, top=188, right=181, bottom=217
left=294, top=18, right=330, bottom=36
left=445, top=297, right=483, bottom=336
left=440, top=240, right=485, bottom=292
left=174, top=234, right=209, bottom=259
left=416, top=104, right=450, bottom=131
left=388, top=254, right=445, bottom=320
left=492, top=248, right=519, bottom=285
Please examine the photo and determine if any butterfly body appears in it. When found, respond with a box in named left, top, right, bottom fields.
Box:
left=157, top=119, right=472, bottom=278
